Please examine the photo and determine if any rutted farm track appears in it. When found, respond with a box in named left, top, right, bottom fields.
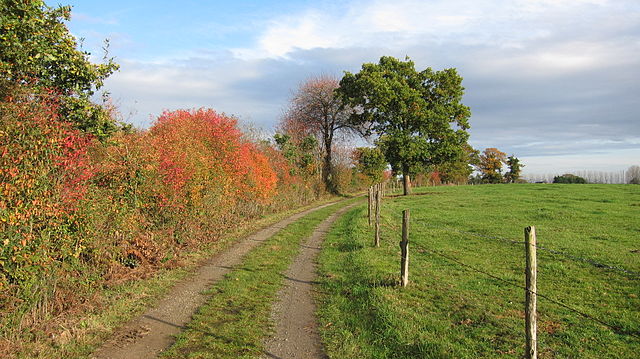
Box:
left=92, top=198, right=359, bottom=359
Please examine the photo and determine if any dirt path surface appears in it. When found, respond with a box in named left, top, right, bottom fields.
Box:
left=262, top=203, right=357, bottom=359
left=91, top=201, right=340, bottom=359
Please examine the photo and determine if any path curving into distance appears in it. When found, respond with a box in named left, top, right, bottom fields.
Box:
left=262, top=202, right=358, bottom=359
left=91, top=200, right=343, bottom=359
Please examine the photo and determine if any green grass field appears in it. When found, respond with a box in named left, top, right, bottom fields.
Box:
left=317, top=184, right=640, bottom=358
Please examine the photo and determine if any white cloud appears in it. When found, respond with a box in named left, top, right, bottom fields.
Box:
left=470, top=40, right=638, bottom=78
left=103, top=57, right=305, bottom=128
left=231, top=0, right=628, bottom=60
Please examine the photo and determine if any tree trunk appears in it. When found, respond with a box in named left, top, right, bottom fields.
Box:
left=320, top=119, right=339, bottom=193
left=403, top=173, right=411, bottom=196
left=322, top=153, right=334, bottom=193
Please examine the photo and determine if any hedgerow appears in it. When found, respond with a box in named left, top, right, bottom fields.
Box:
left=0, top=86, right=326, bottom=348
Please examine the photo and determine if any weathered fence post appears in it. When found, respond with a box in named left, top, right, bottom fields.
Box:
left=400, top=209, right=410, bottom=287
left=525, top=226, right=537, bottom=359
left=374, top=185, right=381, bottom=247
left=368, top=186, right=373, bottom=226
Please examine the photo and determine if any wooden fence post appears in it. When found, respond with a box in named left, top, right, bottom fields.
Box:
left=368, top=186, right=373, bottom=226
left=400, top=209, right=410, bottom=287
left=525, top=226, right=537, bottom=359
left=374, top=185, right=381, bottom=247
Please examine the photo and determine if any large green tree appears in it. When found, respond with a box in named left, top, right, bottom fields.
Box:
left=0, top=0, right=120, bottom=140
left=338, top=56, right=470, bottom=195
left=437, top=143, right=479, bottom=185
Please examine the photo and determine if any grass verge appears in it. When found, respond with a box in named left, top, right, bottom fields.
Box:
left=317, top=184, right=639, bottom=358
left=161, top=197, right=360, bottom=358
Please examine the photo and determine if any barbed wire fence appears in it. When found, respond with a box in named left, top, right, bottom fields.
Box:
left=416, top=221, right=640, bottom=279
left=409, top=241, right=640, bottom=337
left=369, top=190, right=639, bottom=358
left=412, top=219, right=639, bottom=356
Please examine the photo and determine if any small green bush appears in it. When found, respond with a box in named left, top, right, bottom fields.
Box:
left=553, top=173, right=587, bottom=184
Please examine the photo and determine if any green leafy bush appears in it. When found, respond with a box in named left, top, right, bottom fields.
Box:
left=553, top=174, right=587, bottom=184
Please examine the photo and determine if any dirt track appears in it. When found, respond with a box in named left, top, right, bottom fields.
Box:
left=91, top=201, right=340, bottom=359
left=262, top=203, right=357, bottom=359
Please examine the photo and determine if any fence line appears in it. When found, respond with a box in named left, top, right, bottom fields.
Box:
left=364, top=199, right=640, bottom=356
left=415, top=221, right=640, bottom=279
left=412, top=243, right=640, bottom=340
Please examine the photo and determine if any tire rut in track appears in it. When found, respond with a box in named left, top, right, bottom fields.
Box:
left=262, top=202, right=358, bottom=359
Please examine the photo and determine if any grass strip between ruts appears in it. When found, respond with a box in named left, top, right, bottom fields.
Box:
left=161, top=197, right=360, bottom=358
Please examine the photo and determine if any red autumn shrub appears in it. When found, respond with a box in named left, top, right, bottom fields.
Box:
left=237, top=142, right=278, bottom=202
left=148, top=109, right=278, bottom=211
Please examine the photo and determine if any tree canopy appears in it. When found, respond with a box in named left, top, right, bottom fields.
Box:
left=437, top=143, right=479, bottom=184
left=504, top=155, right=524, bottom=183
left=0, top=0, right=120, bottom=140
left=553, top=174, right=587, bottom=184
left=337, top=56, right=470, bottom=195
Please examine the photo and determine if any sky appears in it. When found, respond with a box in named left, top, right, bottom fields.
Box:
left=59, top=0, right=639, bottom=175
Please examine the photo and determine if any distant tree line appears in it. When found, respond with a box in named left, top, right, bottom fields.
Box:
left=277, top=56, right=531, bottom=194
left=524, top=166, right=639, bottom=184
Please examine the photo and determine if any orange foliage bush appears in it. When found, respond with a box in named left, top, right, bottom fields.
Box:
left=149, top=109, right=277, bottom=210
left=82, top=109, right=285, bottom=272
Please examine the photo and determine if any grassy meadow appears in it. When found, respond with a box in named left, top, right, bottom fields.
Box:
left=317, top=184, right=640, bottom=358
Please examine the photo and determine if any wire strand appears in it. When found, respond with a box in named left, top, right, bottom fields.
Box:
left=415, top=220, right=640, bottom=279
left=413, top=244, right=640, bottom=340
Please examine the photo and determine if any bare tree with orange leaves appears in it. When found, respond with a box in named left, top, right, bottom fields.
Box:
left=279, top=75, right=361, bottom=193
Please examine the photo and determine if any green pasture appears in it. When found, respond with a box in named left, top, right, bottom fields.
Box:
left=317, top=184, right=640, bottom=358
